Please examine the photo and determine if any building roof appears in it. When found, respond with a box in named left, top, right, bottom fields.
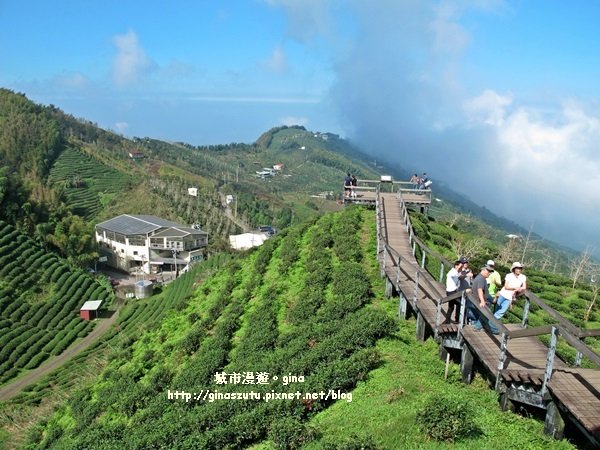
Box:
left=80, top=300, right=102, bottom=311
left=152, top=226, right=208, bottom=238
left=95, top=214, right=187, bottom=236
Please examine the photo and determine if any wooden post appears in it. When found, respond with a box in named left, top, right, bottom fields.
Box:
left=575, top=351, right=583, bottom=367
left=416, top=311, right=427, bottom=342
left=541, top=326, right=559, bottom=398
left=434, top=299, right=443, bottom=340
left=398, top=293, right=408, bottom=320
left=413, top=271, right=420, bottom=304
left=412, top=241, right=416, bottom=256
left=444, top=352, right=451, bottom=380
left=499, top=393, right=515, bottom=412
left=457, top=292, right=467, bottom=338
left=439, top=262, right=444, bottom=283
left=495, top=333, right=509, bottom=391
left=420, top=250, right=426, bottom=269
left=439, top=344, right=448, bottom=360
left=521, top=297, right=530, bottom=328
left=385, top=278, right=393, bottom=298
left=460, top=344, right=474, bottom=384
left=544, top=401, right=565, bottom=439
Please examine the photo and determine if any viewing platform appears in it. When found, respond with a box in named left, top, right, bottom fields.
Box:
left=343, top=178, right=432, bottom=208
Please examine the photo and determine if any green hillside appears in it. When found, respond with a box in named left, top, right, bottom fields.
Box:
left=19, top=208, right=574, bottom=450
left=48, top=147, right=131, bottom=220
left=0, top=221, right=114, bottom=385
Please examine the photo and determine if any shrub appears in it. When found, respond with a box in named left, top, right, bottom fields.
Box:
left=416, top=393, right=479, bottom=443
left=268, top=417, right=320, bottom=450
left=321, top=433, right=380, bottom=450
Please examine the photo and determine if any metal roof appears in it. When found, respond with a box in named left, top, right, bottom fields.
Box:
left=80, top=300, right=102, bottom=311
left=152, top=226, right=208, bottom=238
left=95, top=214, right=185, bottom=236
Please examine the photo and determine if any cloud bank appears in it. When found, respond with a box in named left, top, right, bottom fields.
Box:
left=112, top=29, right=154, bottom=86
left=269, top=0, right=600, bottom=252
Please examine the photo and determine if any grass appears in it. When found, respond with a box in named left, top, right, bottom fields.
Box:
left=252, top=317, right=575, bottom=450
left=250, top=211, right=576, bottom=450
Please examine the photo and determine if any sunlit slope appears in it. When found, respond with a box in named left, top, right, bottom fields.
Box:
left=29, top=207, right=395, bottom=448
left=0, top=221, right=113, bottom=385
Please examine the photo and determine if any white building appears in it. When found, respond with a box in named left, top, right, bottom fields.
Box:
left=95, top=215, right=208, bottom=274
left=229, top=233, right=269, bottom=251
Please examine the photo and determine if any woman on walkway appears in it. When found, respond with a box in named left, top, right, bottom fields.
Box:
left=494, top=262, right=527, bottom=321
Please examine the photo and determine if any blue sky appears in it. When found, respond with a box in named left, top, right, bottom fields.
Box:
left=2, top=0, right=600, bottom=255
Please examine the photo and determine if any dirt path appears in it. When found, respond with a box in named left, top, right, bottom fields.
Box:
left=219, top=193, right=251, bottom=232
left=0, top=309, right=120, bottom=402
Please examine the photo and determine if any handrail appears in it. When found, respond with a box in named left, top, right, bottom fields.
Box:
left=376, top=180, right=600, bottom=374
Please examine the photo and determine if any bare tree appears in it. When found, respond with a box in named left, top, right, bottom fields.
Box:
left=497, top=237, right=521, bottom=266
left=537, top=247, right=555, bottom=273
left=520, top=223, right=535, bottom=264
left=450, top=235, right=486, bottom=261
left=570, top=246, right=594, bottom=288
left=446, top=213, right=461, bottom=228
left=584, top=283, right=600, bottom=323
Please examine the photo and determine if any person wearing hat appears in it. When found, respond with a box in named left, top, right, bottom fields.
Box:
left=485, top=260, right=502, bottom=302
left=472, top=264, right=499, bottom=334
left=457, top=257, right=472, bottom=292
left=494, top=262, right=527, bottom=322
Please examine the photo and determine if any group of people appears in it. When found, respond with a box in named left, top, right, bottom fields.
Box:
left=445, top=258, right=527, bottom=334
left=344, top=173, right=358, bottom=198
left=410, top=172, right=431, bottom=190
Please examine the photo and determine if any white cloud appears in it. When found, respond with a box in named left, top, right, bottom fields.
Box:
left=461, top=91, right=600, bottom=247
left=280, top=116, right=309, bottom=127
left=262, top=45, right=289, bottom=74
left=112, top=29, right=153, bottom=86
left=463, top=89, right=513, bottom=127
left=263, top=0, right=333, bottom=42
left=54, top=72, right=91, bottom=90
left=115, top=122, right=129, bottom=133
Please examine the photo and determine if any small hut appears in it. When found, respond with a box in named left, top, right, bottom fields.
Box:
left=80, top=300, right=102, bottom=321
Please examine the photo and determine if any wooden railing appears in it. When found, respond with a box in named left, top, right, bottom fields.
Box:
left=375, top=186, right=600, bottom=390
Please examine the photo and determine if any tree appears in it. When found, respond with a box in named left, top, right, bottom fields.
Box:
left=46, top=215, right=97, bottom=267
left=570, top=247, right=594, bottom=289
left=496, top=236, right=520, bottom=267
left=583, top=282, right=600, bottom=323
left=450, top=235, right=485, bottom=261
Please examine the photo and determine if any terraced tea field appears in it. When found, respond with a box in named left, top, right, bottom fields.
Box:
left=0, top=221, right=114, bottom=384
left=48, top=147, right=131, bottom=219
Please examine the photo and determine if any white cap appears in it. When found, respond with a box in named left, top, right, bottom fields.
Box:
left=487, top=260, right=495, bottom=266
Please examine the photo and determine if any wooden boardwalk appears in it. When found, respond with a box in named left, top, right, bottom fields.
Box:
left=373, top=188, right=600, bottom=445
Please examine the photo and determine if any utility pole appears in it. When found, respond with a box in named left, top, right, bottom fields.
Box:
left=172, top=248, right=179, bottom=279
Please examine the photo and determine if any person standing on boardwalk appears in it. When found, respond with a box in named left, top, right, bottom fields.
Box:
left=485, top=259, right=502, bottom=302
left=457, top=257, right=472, bottom=293
left=472, top=264, right=499, bottom=334
left=494, top=262, right=527, bottom=321
left=410, top=173, right=419, bottom=189
left=351, top=174, right=358, bottom=198
left=344, top=172, right=352, bottom=198
left=445, top=260, right=462, bottom=323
